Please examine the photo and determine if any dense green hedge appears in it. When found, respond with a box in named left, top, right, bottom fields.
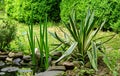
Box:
left=0, top=0, right=4, bottom=10
left=5, top=0, right=120, bottom=31
left=60, top=0, right=120, bottom=31
left=5, top=0, right=61, bottom=24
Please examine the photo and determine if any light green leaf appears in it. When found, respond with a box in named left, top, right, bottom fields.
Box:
left=55, top=42, right=78, bottom=63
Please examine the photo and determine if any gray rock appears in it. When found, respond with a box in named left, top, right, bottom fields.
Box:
left=35, top=71, right=64, bottom=76
left=1, top=67, right=19, bottom=72
left=23, top=55, right=31, bottom=62
left=18, top=69, right=32, bottom=73
left=0, top=61, right=5, bottom=67
left=13, top=58, right=21, bottom=65
left=0, top=72, right=5, bottom=75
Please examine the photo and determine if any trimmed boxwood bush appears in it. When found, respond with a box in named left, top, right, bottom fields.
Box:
left=5, top=0, right=61, bottom=24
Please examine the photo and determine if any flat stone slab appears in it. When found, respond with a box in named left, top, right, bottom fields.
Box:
left=35, top=71, right=64, bottom=76
left=47, top=66, right=66, bottom=71
left=1, top=67, right=19, bottom=72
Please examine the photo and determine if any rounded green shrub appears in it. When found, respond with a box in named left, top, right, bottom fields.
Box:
left=5, top=0, right=61, bottom=24
left=0, top=19, right=16, bottom=51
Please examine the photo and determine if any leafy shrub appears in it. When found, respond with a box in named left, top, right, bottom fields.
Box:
left=0, top=19, right=16, bottom=51
left=60, top=0, right=120, bottom=31
left=5, top=0, right=61, bottom=24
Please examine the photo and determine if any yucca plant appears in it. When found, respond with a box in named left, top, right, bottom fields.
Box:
left=50, top=9, right=109, bottom=71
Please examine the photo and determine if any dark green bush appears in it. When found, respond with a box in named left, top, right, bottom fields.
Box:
left=0, top=19, right=16, bottom=51
left=60, top=0, right=120, bottom=31
left=5, top=0, right=61, bottom=24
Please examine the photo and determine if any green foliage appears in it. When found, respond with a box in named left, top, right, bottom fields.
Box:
left=27, top=10, right=36, bottom=65
left=0, top=19, right=16, bottom=51
left=5, top=0, right=61, bottom=24
left=50, top=9, right=106, bottom=70
left=27, top=11, right=49, bottom=70
left=60, top=0, right=120, bottom=31
left=112, top=20, right=120, bottom=33
left=103, top=50, right=120, bottom=76
left=55, top=42, right=78, bottom=63
left=0, top=0, right=4, bottom=10
left=36, top=15, right=49, bottom=70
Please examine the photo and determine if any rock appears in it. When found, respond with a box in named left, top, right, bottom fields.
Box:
left=1, top=67, right=19, bottom=72
left=35, top=71, right=64, bottom=76
left=0, top=72, right=5, bottom=75
left=18, top=69, right=32, bottom=73
left=52, top=52, right=62, bottom=60
left=6, top=57, right=13, bottom=62
left=8, top=52, right=15, bottom=57
left=8, top=52, right=23, bottom=58
left=23, top=55, right=31, bottom=63
left=53, top=51, right=62, bottom=57
left=47, top=66, right=66, bottom=71
left=13, top=58, right=21, bottom=65
left=35, top=48, right=40, bottom=59
left=62, top=61, right=74, bottom=70
left=51, top=61, right=56, bottom=66
left=0, top=61, right=5, bottom=67
left=20, top=60, right=29, bottom=66
left=0, top=55, right=8, bottom=60
left=0, top=51, right=9, bottom=55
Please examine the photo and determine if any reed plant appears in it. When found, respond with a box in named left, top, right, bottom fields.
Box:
left=27, top=8, right=49, bottom=70
left=36, top=15, right=49, bottom=70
